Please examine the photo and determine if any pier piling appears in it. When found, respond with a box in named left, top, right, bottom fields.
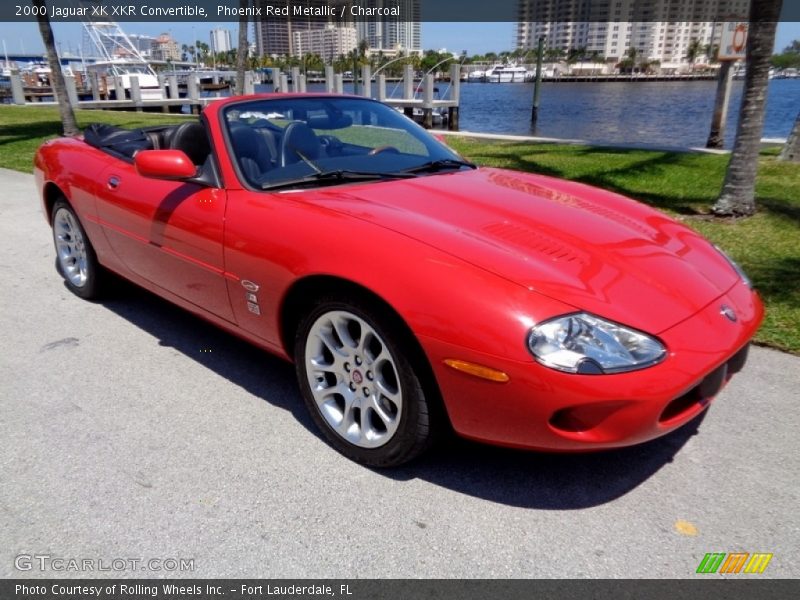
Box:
left=10, top=71, right=25, bottom=105
left=531, top=36, right=545, bottom=127
left=113, top=77, right=125, bottom=102
left=325, top=66, right=334, bottom=93
left=422, top=74, right=434, bottom=129
left=167, top=75, right=179, bottom=100
left=90, top=72, right=100, bottom=102
left=361, top=65, right=372, bottom=98
left=129, top=76, right=142, bottom=112
left=377, top=74, right=386, bottom=102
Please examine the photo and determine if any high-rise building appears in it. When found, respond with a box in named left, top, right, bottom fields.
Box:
left=517, top=0, right=750, bottom=64
left=128, top=35, right=156, bottom=58
left=294, top=26, right=358, bottom=63
left=210, top=28, right=232, bottom=54
left=356, top=0, right=421, bottom=56
left=254, top=0, right=421, bottom=59
left=254, top=0, right=338, bottom=57
left=150, top=33, right=180, bottom=62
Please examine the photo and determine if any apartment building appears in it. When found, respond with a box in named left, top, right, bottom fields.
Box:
left=517, top=0, right=751, bottom=63
left=294, top=26, right=359, bottom=62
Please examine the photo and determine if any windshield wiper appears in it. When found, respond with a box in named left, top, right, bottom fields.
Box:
left=402, top=159, right=477, bottom=174
left=261, top=169, right=416, bottom=191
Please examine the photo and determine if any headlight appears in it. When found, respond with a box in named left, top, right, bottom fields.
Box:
left=714, top=245, right=752, bottom=288
left=527, top=313, right=666, bottom=375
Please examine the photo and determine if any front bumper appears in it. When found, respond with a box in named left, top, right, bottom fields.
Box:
left=424, top=280, right=763, bottom=451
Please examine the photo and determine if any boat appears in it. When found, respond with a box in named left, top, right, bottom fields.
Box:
left=2, top=40, right=13, bottom=79
left=485, top=63, right=532, bottom=83
left=467, top=69, right=486, bottom=81
left=82, top=21, right=164, bottom=101
left=86, top=59, right=163, bottom=100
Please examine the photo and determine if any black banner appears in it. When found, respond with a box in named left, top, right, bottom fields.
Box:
left=2, top=580, right=800, bottom=600
left=4, top=0, right=800, bottom=23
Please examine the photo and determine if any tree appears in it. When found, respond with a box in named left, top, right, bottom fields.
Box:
left=33, top=0, right=78, bottom=136
left=779, top=111, right=800, bottom=162
left=686, top=38, right=703, bottom=69
left=705, top=42, right=720, bottom=63
left=712, top=0, right=783, bottom=216
left=234, top=0, right=249, bottom=95
left=195, top=40, right=209, bottom=65
left=770, top=39, right=800, bottom=69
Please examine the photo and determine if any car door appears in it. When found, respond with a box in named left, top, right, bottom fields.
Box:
left=94, top=158, right=234, bottom=322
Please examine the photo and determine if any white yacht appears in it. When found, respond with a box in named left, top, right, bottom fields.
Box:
left=485, top=63, right=532, bottom=83
left=83, top=21, right=164, bottom=100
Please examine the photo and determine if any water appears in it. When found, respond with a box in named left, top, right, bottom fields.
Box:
left=266, top=78, right=799, bottom=149
left=456, top=78, right=799, bottom=148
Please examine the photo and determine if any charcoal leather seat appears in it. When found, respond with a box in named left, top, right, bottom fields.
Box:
left=169, top=121, right=211, bottom=166
left=280, top=121, right=322, bottom=167
left=230, top=122, right=273, bottom=182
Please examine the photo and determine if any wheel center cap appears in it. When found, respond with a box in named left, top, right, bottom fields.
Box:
left=352, top=370, right=364, bottom=384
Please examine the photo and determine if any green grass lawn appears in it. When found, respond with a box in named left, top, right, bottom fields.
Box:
left=448, top=138, right=800, bottom=355
left=0, top=105, right=188, bottom=172
left=3, top=105, right=798, bottom=353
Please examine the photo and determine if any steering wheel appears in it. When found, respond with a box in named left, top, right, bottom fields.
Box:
left=368, top=146, right=400, bottom=156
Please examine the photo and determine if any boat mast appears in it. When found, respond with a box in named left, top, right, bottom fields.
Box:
left=82, top=21, right=156, bottom=77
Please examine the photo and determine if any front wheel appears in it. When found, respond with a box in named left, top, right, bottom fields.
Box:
left=294, top=298, right=434, bottom=467
left=51, top=199, right=103, bottom=299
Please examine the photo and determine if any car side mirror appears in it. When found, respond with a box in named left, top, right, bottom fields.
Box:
left=134, top=150, right=198, bottom=181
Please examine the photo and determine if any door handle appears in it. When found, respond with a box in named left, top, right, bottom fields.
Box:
left=107, top=176, right=120, bottom=190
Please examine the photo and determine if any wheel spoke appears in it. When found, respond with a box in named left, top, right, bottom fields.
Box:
left=332, top=314, right=358, bottom=350
left=368, top=394, right=397, bottom=430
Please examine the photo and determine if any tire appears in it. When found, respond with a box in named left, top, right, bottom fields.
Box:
left=51, top=199, right=103, bottom=300
left=294, top=296, right=434, bottom=467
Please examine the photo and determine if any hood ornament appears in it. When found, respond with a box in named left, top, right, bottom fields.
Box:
left=720, top=305, right=737, bottom=322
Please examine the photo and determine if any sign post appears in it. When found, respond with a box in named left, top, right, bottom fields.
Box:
left=707, top=21, right=748, bottom=149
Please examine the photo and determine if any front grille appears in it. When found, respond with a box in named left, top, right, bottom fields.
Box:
left=659, top=344, right=750, bottom=424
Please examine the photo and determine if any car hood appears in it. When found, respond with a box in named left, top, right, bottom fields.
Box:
left=297, top=167, right=738, bottom=333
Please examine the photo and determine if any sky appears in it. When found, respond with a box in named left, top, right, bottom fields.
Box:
left=0, top=20, right=798, bottom=58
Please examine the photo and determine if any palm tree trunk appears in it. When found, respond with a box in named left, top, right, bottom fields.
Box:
left=779, top=111, right=800, bottom=162
left=712, top=0, right=782, bottom=216
left=33, top=0, right=79, bottom=137
left=234, top=0, right=249, bottom=96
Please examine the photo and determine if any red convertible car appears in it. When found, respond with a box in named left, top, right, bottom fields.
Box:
left=34, top=94, right=763, bottom=467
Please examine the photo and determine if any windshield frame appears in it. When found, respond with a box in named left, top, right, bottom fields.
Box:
left=220, top=95, right=469, bottom=192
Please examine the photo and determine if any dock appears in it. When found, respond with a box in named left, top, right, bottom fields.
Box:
left=1, top=64, right=463, bottom=129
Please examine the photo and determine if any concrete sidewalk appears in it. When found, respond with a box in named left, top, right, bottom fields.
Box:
left=1, top=167, right=798, bottom=578
left=438, top=129, right=788, bottom=155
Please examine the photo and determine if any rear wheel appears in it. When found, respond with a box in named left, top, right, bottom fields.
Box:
left=294, top=297, right=433, bottom=467
left=52, top=199, right=102, bottom=299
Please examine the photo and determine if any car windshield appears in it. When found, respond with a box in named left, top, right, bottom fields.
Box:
left=222, top=96, right=472, bottom=190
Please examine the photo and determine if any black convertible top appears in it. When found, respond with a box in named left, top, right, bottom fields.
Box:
left=83, top=123, right=171, bottom=160
left=83, top=123, right=147, bottom=147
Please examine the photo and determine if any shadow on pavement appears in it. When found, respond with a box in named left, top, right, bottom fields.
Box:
left=97, top=277, right=705, bottom=510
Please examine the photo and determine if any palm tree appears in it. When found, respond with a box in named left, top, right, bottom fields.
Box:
left=195, top=41, right=209, bottom=65
left=33, top=0, right=78, bottom=136
left=712, top=0, right=784, bottom=216
left=685, top=38, right=702, bottom=70
left=779, top=111, right=799, bottom=162
left=234, top=0, right=249, bottom=95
